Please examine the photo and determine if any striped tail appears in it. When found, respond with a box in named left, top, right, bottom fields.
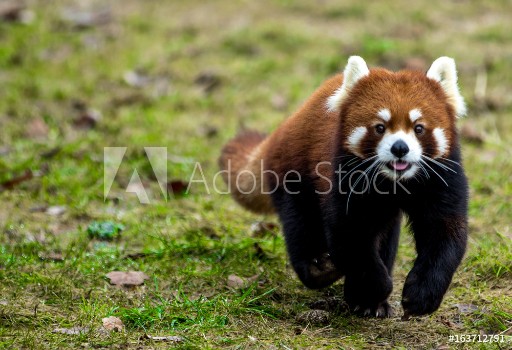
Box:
left=219, top=130, right=274, bottom=214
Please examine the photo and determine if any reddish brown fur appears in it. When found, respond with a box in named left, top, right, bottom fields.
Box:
left=219, top=69, right=457, bottom=212
left=219, top=130, right=274, bottom=213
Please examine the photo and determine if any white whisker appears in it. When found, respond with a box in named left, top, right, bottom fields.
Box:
left=417, top=162, right=430, bottom=179
left=437, top=157, right=461, bottom=167
left=346, top=159, right=380, bottom=214
left=420, top=159, right=448, bottom=186
left=339, top=155, right=378, bottom=185
left=422, top=155, right=457, bottom=173
left=368, top=161, right=383, bottom=192
left=339, top=157, right=361, bottom=172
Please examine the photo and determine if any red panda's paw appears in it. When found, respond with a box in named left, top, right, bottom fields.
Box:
left=401, top=281, right=443, bottom=317
left=297, top=253, right=342, bottom=289
left=343, top=269, right=393, bottom=317
left=311, top=253, right=337, bottom=275
left=353, top=300, right=394, bottom=318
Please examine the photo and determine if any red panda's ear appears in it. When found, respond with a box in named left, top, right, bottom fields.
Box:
left=427, top=57, right=467, bottom=117
left=326, top=56, right=369, bottom=113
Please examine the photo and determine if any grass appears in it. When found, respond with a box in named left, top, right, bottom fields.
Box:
left=0, top=0, right=511, bottom=348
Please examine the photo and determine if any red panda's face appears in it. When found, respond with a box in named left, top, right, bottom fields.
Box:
left=339, top=69, right=458, bottom=180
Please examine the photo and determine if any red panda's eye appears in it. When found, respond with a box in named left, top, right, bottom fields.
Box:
left=415, top=125, right=425, bottom=134
left=375, top=124, right=386, bottom=134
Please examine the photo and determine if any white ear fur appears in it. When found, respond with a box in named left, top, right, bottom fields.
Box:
left=326, top=56, right=370, bottom=113
left=426, top=57, right=467, bottom=117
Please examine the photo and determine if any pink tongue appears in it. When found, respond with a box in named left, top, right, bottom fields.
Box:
left=392, top=161, right=409, bottom=171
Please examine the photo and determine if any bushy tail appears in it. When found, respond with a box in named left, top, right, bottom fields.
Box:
left=219, top=130, right=274, bottom=214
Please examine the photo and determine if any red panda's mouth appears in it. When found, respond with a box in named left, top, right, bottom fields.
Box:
left=386, top=161, right=412, bottom=172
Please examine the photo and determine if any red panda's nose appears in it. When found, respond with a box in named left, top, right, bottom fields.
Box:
left=391, top=140, right=409, bottom=158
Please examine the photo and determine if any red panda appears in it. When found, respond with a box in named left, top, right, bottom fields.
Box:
left=219, top=56, right=468, bottom=318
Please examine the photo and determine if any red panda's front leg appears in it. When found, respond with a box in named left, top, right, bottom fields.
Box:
left=343, top=259, right=394, bottom=317
left=401, top=214, right=468, bottom=316
left=271, top=187, right=342, bottom=289
left=326, top=212, right=401, bottom=318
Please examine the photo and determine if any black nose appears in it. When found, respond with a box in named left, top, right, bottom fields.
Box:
left=390, top=140, right=409, bottom=158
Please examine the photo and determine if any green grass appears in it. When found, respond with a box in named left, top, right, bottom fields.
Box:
left=0, top=0, right=511, bottom=348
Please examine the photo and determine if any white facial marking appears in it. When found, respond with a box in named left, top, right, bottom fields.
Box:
left=347, top=127, right=367, bottom=156
left=326, top=56, right=370, bottom=113
left=426, top=57, right=466, bottom=117
left=433, top=128, right=449, bottom=156
left=409, top=109, right=422, bottom=123
left=377, top=130, right=423, bottom=180
left=377, top=108, right=391, bottom=122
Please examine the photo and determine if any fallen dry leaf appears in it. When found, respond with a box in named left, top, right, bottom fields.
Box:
left=0, top=1, right=34, bottom=24
left=123, top=70, right=171, bottom=98
left=123, top=252, right=152, bottom=260
left=106, top=271, right=149, bottom=287
left=124, top=70, right=151, bottom=88
left=0, top=169, right=33, bottom=190
left=460, top=123, right=484, bottom=145
left=26, top=118, right=49, bottom=139
left=26, top=231, right=47, bottom=244
left=71, top=101, right=101, bottom=130
left=73, top=109, right=101, bottom=130
left=39, top=252, right=64, bottom=262
left=110, top=91, right=149, bottom=108
left=227, top=274, right=245, bottom=288
left=250, top=221, right=278, bottom=238
left=102, top=316, right=124, bottom=332
left=296, top=309, right=331, bottom=325
left=194, top=71, right=221, bottom=94
left=198, top=125, right=219, bottom=138
left=46, top=206, right=67, bottom=216
left=41, top=147, right=61, bottom=159
left=167, top=180, right=189, bottom=196
left=0, top=1, right=24, bottom=20
left=141, top=334, right=184, bottom=343
left=29, top=205, right=47, bottom=212
left=52, top=327, right=89, bottom=335
left=227, top=274, right=259, bottom=289
left=60, top=6, right=111, bottom=29
left=439, top=315, right=463, bottom=329
left=452, top=303, right=479, bottom=314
